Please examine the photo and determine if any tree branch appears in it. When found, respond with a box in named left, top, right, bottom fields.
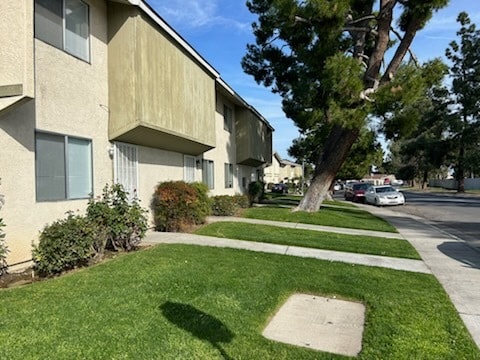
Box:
left=364, top=0, right=397, bottom=88
left=381, top=16, right=422, bottom=84
left=389, top=26, right=419, bottom=68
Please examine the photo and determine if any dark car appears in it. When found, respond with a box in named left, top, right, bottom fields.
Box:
left=271, top=183, right=288, bottom=194
left=344, top=182, right=369, bottom=202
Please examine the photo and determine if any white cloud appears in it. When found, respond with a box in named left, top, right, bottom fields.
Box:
left=148, top=0, right=250, bottom=32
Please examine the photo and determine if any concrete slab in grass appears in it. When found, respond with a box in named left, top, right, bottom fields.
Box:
left=263, top=294, right=365, bottom=357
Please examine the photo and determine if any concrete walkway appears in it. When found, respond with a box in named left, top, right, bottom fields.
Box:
left=143, top=207, right=480, bottom=348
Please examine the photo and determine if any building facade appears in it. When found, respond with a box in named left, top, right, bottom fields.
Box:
left=264, top=152, right=303, bottom=186
left=0, top=0, right=273, bottom=270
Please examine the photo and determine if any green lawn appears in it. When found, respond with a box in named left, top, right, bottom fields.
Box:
left=0, top=245, right=477, bottom=359
left=262, top=193, right=356, bottom=208
left=242, top=206, right=397, bottom=233
left=196, top=222, right=420, bottom=259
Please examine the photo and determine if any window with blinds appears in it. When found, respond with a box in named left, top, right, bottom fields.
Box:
left=202, top=160, right=214, bottom=190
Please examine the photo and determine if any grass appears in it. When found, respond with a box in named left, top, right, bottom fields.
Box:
left=195, top=222, right=420, bottom=259
left=322, top=199, right=357, bottom=208
left=262, top=193, right=356, bottom=208
left=242, top=206, right=398, bottom=233
left=0, top=245, right=478, bottom=359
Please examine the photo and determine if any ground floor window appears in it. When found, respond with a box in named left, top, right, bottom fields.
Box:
left=202, top=159, right=214, bottom=189
left=114, top=142, right=138, bottom=200
left=184, top=155, right=196, bottom=183
left=225, top=163, right=233, bottom=188
left=35, top=132, right=92, bottom=201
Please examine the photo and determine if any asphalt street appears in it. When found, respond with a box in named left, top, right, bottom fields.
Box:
left=388, top=191, right=480, bottom=251
left=334, top=189, right=480, bottom=250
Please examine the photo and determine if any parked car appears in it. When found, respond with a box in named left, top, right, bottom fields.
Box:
left=391, top=179, right=404, bottom=186
left=271, top=183, right=288, bottom=194
left=344, top=182, right=369, bottom=202
left=365, top=185, right=405, bottom=206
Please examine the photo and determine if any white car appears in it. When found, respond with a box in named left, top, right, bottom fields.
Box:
left=365, top=185, right=405, bottom=206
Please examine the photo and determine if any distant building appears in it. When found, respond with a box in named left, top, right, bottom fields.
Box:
left=264, top=152, right=303, bottom=185
left=361, top=174, right=398, bottom=186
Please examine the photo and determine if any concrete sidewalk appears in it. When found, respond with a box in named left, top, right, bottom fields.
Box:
left=355, top=203, right=480, bottom=348
left=143, top=231, right=430, bottom=274
left=143, top=207, right=480, bottom=348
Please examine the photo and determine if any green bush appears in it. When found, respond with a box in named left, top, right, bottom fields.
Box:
left=32, top=213, right=103, bottom=276
left=153, top=181, right=211, bottom=232
left=211, top=196, right=237, bottom=216
left=232, top=194, right=250, bottom=209
left=86, top=184, right=148, bottom=252
left=190, top=182, right=212, bottom=223
left=211, top=195, right=250, bottom=216
left=0, top=180, right=8, bottom=275
left=248, top=181, right=265, bottom=205
left=0, top=217, right=8, bottom=276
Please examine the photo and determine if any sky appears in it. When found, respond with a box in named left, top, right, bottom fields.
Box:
left=146, top=0, right=480, bottom=161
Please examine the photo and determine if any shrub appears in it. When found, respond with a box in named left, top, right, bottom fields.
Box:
left=211, top=196, right=237, bottom=216
left=248, top=181, right=265, bottom=205
left=153, top=181, right=211, bottom=232
left=210, top=194, right=250, bottom=216
left=86, top=184, right=148, bottom=252
left=32, top=213, right=103, bottom=276
left=232, top=194, right=250, bottom=209
left=0, top=217, right=8, bottom=276
left=190, top=182, right=212, bottom=223
left=0, top=179, right=8, bottom=275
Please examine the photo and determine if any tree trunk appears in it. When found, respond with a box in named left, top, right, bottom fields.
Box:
left=421, top=169, right=428, bottom=189
left=457, top=142, right=465, bottom=193
left=295, top=125, right=360, bottom=212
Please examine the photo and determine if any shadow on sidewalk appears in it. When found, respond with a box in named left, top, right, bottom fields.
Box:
left=438, top=242, right=480, bottom=270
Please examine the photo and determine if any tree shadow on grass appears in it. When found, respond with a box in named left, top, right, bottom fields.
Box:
left=160, top=301, right=235, bottom=360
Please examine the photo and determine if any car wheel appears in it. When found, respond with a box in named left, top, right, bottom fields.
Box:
left=375, top=198, right=380, bottom=207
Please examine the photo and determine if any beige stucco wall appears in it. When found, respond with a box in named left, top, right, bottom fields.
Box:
left=107, top=3, right=216, bottom=154
left=0, top=0, right=34, bottom=114
left=264, top=156, right=282, bottom=184
left=0, top=0, right=112, bottom=268
left=280, top=164, right=303, bottom=182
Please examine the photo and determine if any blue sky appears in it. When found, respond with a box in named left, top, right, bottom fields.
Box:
left=147, top=0, right=480, bottom=161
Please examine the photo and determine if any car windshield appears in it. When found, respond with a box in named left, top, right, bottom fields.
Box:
left=353, top=183, right=369, bottom=190
left=376, top=186, right=396, bottom=193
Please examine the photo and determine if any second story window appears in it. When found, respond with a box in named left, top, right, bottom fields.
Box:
left=35, top=0, right=90, bottom=62
left=223, top=105, right=233, bottom=132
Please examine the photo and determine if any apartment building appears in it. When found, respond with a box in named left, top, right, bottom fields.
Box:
left=264, top=152, right=303, bottom=186
left=0, top=0, right=273, bottom=270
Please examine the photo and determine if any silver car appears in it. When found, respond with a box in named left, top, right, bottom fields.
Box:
left=365, top=185, right=405, bottom=206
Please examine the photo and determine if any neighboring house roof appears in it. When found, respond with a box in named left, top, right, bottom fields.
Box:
left=363, top=174, right=394, bottom=179
left=273, top=152, right=301, bottom=167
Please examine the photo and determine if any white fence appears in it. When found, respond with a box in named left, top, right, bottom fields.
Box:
left=429, top=178, right=480, bottom=190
